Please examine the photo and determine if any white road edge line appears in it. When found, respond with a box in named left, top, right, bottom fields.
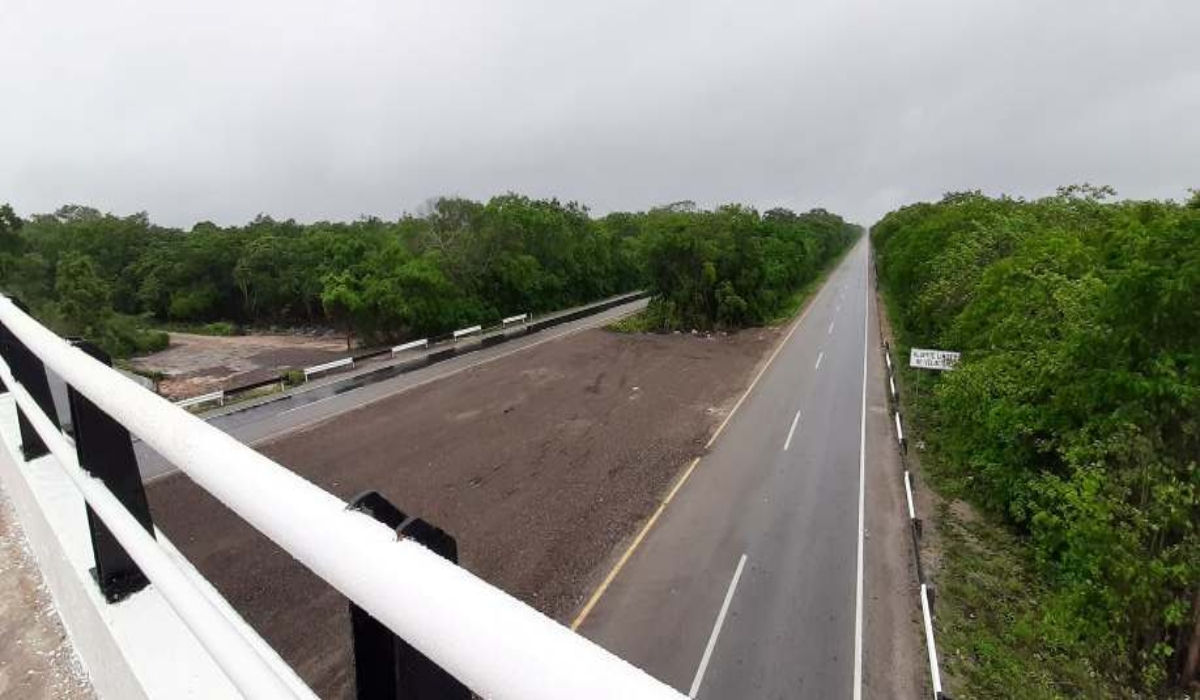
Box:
left=688, top=553, right=748, bottom=699
left=853, top=247, right=868, bottom=700
left=783, top=410, right=801, bottom=451
left=828, top=320, right=835, bottom=335
left=814, top=351, right=824, bottom=370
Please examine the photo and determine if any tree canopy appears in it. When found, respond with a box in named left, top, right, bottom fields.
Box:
left=873, top=189, right=1200, bottom=692
left=0, top=195, right=856, bottom=356
left=636, top=205, right=859, bottom=330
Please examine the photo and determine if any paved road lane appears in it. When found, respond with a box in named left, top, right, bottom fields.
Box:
left=577, top=239, right=875, bottom=698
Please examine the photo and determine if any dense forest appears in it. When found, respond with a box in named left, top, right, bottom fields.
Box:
left=635, top=203, right=858, bottom=330
left=873, top=186, right=1199, bottom=693
left=0, top=196, right=857, bottom=358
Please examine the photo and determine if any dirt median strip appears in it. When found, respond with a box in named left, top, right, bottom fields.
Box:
left=145, top=326, right=777, bottom=699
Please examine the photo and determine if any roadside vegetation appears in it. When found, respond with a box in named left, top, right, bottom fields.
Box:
left=0, top=197, right=644, bottom=356
left=0, top=197, right=856, bottom=358
left=631, top=203, right=859, bottom=331
left=873, top=186, right=1199, bottom=696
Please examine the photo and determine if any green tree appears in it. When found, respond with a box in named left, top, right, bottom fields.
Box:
left=320, top=271, right=364, bottom=350
left=55, top=253, right=112, bottom=337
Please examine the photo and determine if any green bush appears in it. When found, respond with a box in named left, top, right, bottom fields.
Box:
left=200, top=321, right=237, bottom=336
left=100, top=315, right=169, bottom=357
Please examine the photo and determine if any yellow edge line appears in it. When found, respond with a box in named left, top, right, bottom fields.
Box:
left=571, top=456, right=701, bottom=630
left=570, top=247, right=847, bottom=631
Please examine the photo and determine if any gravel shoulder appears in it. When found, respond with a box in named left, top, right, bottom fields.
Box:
left=145, top=326, right=777, bottom=698
left=864, top=273, right=927, bottom=699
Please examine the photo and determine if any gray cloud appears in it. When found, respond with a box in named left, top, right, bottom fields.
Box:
left=2, top=0, right=1198, bottom=227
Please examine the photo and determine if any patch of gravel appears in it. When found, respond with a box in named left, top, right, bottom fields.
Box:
left=0, top=487, right=95, bottom=700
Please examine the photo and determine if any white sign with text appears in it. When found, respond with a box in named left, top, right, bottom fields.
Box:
left=910, top=348, right=960, bottom=371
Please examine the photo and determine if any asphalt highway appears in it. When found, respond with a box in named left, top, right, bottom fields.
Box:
left=576, top=239, right=908, bottom=698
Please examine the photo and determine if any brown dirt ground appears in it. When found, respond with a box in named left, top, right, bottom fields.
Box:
left=131, top=332, right=348, bottom=400
left=145, top=326, right=778, bottom=698
left=0, top=489, right=95, bottom=700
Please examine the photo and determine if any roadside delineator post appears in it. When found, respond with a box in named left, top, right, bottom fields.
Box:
left=67, top=339, right=155, bottom=601
left=0, top=297, right=59, bottom=460
left=347, top=491, right=470, bottom=700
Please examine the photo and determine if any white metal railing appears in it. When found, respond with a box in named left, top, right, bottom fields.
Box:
left=0, top=358, right=311, bottom=700
left=175, top=389, right=224, bottom=409
left=501, top=313, right=528, bottom=327
left=302, top=356, right=353, bottom=381
left=452, top=324, right=482, bottom=340
left=390, top=338, right=428, bottom=356
left=0, top=296, right=683, bottom=700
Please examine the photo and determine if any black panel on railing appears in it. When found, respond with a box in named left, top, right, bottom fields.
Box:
left=347, top=491, right=470, bottom=700
left=67, top=339, right=155, bottom=602
left=0, top=298, right=59, bottom=460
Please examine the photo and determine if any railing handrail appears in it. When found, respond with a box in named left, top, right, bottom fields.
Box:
left=0, top=296, right=683, bottom=700
left=0, top=360, right=311, bottom=700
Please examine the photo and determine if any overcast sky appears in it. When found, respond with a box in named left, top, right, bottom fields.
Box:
left=2, top=0, right=1198, bottom=227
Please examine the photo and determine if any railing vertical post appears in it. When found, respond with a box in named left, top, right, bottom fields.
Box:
left=0, top=298, right=59, bottom=459
left=392, top=518, right=468, bottom=700
left=67, top=339, right=154, bottom=602
left=347, top=491, right=470, bottom=700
